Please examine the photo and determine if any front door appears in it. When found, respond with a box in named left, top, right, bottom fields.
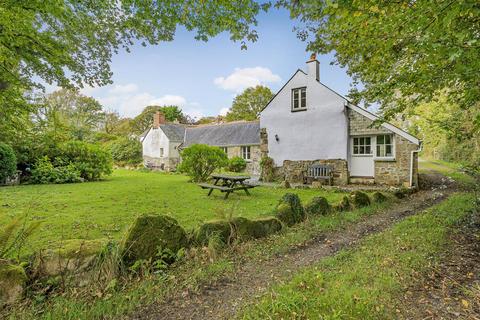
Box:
left=349, top=136, right=374, bottom=177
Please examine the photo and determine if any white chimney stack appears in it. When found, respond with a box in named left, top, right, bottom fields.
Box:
left=306, top=53, right=319, bottom=81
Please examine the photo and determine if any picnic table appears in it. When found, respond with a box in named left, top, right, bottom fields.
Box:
left=198, top=174, right=256, bottom=199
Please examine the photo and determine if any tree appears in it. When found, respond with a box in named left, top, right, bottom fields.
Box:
left=178, top=144, right=228, bottom=182
left=0, top=143, right=17, bottom=183
left=1, top=1, right=269, bottom=106
left=226, top=86, right=273, bottom=121
left=131, top=105, right=186, bottom=135
left=280, top=0, right=480, bottom=131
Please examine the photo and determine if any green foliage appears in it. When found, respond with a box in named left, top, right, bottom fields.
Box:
left=30, top=156, right=82, bottom=184
left=226, top=86, right=273, bottom=121
left=131, top=106, right=188, bottom=135
left=122, top=215, right=188, bottom=266
left=275, top=193, right=305, bottom=226
left=109, top=138, right=143, bottom=166
left=0, top=217, right=41, bottom=260
left=194, top=220, right=232, bottom=246
left=0, top=142, right=16, bottom=183
left=59, top=141, right=112, bottom=181
left=350, top=191, right=371, bottom=208
left=372, top=192, right=387, bottom=203
left=227, top=156, right=247, bottom=173
left=178, top=144, right=228, bottom=182
left=260, top=156, right=275, bottom=182
left=304, top=197, right=331, bottom=216
left=281, top=1, right=480, bottom=128
left=335, top=196, right=351, bottom=212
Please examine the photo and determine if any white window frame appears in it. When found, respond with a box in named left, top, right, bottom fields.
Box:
left=159, top=148, right=164, bottom=157
left=375, top=134, right=395, bottom=159
left=241, top=146, right=251, bottom=161
left=352, top=136, right=373, bottom=156
left=291, top=87, right=307, bottom=111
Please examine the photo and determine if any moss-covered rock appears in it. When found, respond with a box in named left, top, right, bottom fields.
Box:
left=250, top=217, right=283, bottom=238
left=372, top=192, right=388, bottom=203
left=393, top=187, right=415, bottom=199
left=0, top=261, right=27, bottom=306
left=335, top=196, right=351, bottom=212
left=123, top=215, right=187, bottom=265
left=275, top=193, right=305, bottom=226
left=194, top=220, right=232, bottom=246
left=350, top=191, right=371, bottom=208
left=34, top=238, right=108, bottom=277
left=305, top=197, right=331, bottom=216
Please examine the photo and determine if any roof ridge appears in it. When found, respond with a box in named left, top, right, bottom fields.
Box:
left=189, top=120, right=259, bottom=129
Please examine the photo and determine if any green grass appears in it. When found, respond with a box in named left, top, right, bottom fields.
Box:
left=0, top=170, right=346, bottom=255
left=419, top=158, right=477, bottom=188
left=239, top=192, right=478, bottom=320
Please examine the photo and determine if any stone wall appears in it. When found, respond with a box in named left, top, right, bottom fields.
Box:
left=282, top=159, right=349, bottom=185
left=226, top=145, right=261, bottom=175
left=260, top=128, right=269, bottom=158
left=374, top=135, right=418, bottom=187
left=143, top=155, right=179, bottom=171
left=348, top=109, right=390, bottom=135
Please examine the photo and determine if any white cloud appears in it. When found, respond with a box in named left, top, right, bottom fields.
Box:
left=219, top=107, right=230, bottom=116
left=214, top=67, right=281, bottom=92
left=108, top=83, right=138, bottom=95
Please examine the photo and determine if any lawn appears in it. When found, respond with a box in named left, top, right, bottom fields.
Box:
left=0, top=170, right=346, bottom=255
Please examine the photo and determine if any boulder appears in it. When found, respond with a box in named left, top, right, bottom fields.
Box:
left=372, top=192, right=388, bottom=203
left=232, top=216, right=283, bottom=240
left=34, top=238, right=108, bottom=278
left=123, top=215, right=188, bottom=265
left=194, top=220, right=232, bottom=246
left=275, top=193, right=305, bottom=226
left=0, top=261, right=27, bottom=306
left=304, top=197, right=331, bottom=216
left=350, top=191, right=371, bottom=208
left=335, top=196, right=351, bottom=212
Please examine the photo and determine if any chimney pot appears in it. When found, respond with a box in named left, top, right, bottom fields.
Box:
left=153, top=111, right=166, bottom=128
left=306, top=54, right=320, bottom=82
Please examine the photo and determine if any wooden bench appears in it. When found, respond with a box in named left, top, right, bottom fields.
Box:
left=304, top=164, right=333, bottom=185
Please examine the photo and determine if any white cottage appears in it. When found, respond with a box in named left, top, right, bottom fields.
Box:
left=259, top=54, right=421, bottom=187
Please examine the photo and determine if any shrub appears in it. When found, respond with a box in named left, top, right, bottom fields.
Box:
left=260, top=156, right=275, bottom=182
left=227, top=156, right=247, bottom=172
left=60, top=141, right=112, bottom=181
left=372, top=192, right=388, bottom=203
left=122, top=215, right=187, bottom=265
left=31, top=156, right=82, bottom=184
left=231, top=216, right=283, bottom=240
left=194, top=220, right=232, bottom=246
left=275, top=193, right=305, bottom=226
left=305, top=197, right=331, bottom=216
left=109, top=137, right=143, bottom=166
left=178, top=144, right=228, bottom=182
left=0, top=143, right=16, bottom=183
left=350, top=191, right=371, bottom=208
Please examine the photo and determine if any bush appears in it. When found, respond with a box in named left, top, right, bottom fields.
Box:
left=0, top=143, right=16, bottom=183
left=60, top=141, right=112, bottom=181
left=350, top=191, right=371, bottom=208
left=228, top=156, right=247, bottom=172
left=109, top=137, right=143, bottom=166
left=372, top=192, right=388, bottom=203
left=178, top=144, right=228, bottom=182
left=335, top=196, right=351, bottom=212
left=275, top=193, right=305, bottom=226
left=305, top=197, right=331, bottom=216
left=122, top=215, right=188, bottom=265
left=260, top=156, right=275, bottom=182
left=31, top=156, right=82, bottom=184
left=231, top=217, right=283, bottom=240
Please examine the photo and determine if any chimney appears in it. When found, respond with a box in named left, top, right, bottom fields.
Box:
left=153, top=111, right=165, bottom=128
left=306, top=53, right=319, bottom=81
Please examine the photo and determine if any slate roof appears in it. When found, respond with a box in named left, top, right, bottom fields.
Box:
left=159, top=123, right=186, bottom=142
left=183, top=121, right=260, bottom=147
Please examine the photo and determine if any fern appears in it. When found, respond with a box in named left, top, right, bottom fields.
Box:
left=0, top=217, right=41, bottom=259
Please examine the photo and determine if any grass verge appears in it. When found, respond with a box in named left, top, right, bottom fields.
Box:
left=239, top=192, right=478, bottom=319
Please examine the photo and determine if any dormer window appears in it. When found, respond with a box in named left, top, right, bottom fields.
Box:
left=292, top=87, right=306, bottom=111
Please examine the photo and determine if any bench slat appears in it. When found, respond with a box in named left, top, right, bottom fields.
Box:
left=197, top=183, right=232, bottom=191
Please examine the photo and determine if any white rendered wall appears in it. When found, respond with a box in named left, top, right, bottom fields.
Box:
left=260, top=69, right=349, bottom=166
left=142, top=128, right=170, bottom=158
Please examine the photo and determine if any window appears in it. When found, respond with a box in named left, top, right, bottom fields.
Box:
left=160, top=148, right=164, bottom=157
left=376, top=135, right=393, bottom=157
left=221, top=147, right=228, bottom=154
left=352, top=137, right=372, bottom=155
left=292, top=87, right=306, bottom=111
left=241, top=146, right=251, bottom=160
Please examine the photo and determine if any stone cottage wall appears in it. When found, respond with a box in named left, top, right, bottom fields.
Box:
left=374, top=135, right=418, bottom=187
left=348, top=109, right=390, bottom=135
left=283, top=159, right=349, bottom=185
left=143, top=155, right=179, bottom=171
left=226, top=145, right=261, bottom=176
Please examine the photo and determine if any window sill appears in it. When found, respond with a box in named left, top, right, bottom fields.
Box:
left=291, top=108, right=307, bottom=113
left=351, top=154, right=373, bottom=157
left=374, top=157, right=396, bottom=162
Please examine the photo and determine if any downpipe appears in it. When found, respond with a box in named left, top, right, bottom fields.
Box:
left=410, top=142, right=423, bottom=188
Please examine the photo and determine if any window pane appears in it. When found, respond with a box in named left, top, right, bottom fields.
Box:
left=366, top=146, right=371, bottom=154
left=386, top=145, right=392, bottom=156
left=377, top=135, right=384, bottom=144
left=365, top=137, right=371, bottom=145
left=360, top=146, right=365, bottom=154
left=385, top=135, right=391, bottom=144
left=360, top=137, right=364, bottom=145
left=376, top=145, right=380, bottom=156
left=301, top=97, right=306, bottom=108
left=353, top=138, right=358, bottom=146
left=353, top=146, right=358, bottom=154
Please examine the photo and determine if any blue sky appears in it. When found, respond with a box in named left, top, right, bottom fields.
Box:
left=79, top=8, right=354, bottom=119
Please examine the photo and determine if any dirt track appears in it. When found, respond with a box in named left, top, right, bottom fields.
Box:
left=131, top=186, right=452, bottom=320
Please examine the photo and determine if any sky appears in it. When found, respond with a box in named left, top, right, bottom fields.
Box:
left=77, top=7, right=354, bottom=120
